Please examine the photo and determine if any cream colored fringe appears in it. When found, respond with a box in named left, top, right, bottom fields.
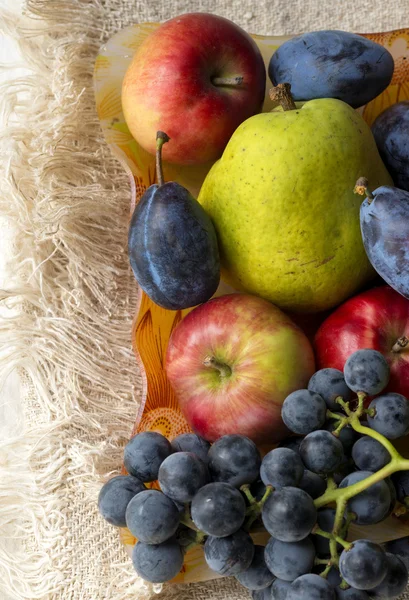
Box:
left=0, top=2, right=153, bottom=598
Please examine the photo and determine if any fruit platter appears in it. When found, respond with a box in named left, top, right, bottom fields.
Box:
left=94, top=13, right=409, bottom=598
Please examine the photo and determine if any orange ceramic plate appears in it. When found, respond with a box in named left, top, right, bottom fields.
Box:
left=94, top=25, right=409, bottom=583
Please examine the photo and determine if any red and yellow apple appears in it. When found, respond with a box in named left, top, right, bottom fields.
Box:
left=121, top=13, right=266, bottom=165
left=165, top=293, right=315, bottom=443
left=315, top=285, right=409, bottom=397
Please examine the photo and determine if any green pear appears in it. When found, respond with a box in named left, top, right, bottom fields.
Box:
left=198, top=92, right=393, bottom=312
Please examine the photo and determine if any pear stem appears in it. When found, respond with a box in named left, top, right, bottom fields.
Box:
left=354, top=177, right=374, bottom=203
left=392, top=336, right=409, bottom=353
left=203, top=356, right=232, bottom=378
left=269, top=83, right=297, bottom=111
left=212, top=75, right=243, bottom=87
left=156, top=131, right=170, bottom=187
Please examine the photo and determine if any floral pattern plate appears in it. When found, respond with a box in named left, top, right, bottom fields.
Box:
left=94, top=24, right=409, bottom=583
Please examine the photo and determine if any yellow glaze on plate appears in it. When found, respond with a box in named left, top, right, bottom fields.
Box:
left=94, top=25, right=409, bottom=583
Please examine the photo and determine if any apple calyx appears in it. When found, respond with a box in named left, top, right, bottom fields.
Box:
left=211, top=75, right=244, bottom=87
left=354, top=177, right=374, bottom=203
left=156, top=130, right=170, bottom=186
left=203, top=355, right=232, bottom=378
left=392, top=335, right=409, bottom=353
left=269, top=83, right=297, bottom=111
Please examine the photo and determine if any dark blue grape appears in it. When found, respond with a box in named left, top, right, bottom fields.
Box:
left=326, top=567, right=342, bottom=588
left=298, top=470, right=327, bottom=499
left=97, top=475, right=145, bottom=527
left=252, top=586, right=273, bottom=600
left=343, top=349, right=390, bottom=395
left=260, top=448, right=304, bottom=488
left=262, top=487, right=317, bottom=542
left=132, top=538, right=184, bottom=583
left=191, top=482, right=246, bottom=537
left=208, top=434, right=261, bottom=487
left=392, top=470, right=409, bottom=503
left=128, top=176, right=220, bottom=310
left=264, top=537, right=315, bottom=581
left=335, top=588, right=369, bottom=599
left=268, top=30, right=394, bottom=108
left=204, top=529, right=254, bottom=576
left=367, top=393, right=409, bottom=439
left=278, top=437, right=303, bottom=454
left=250, top=480, right=267, bottom=502
left=281, top=390, right=327, bottom=435
left=313, top=509, right=345, bottom=557
left=339, top=539, right=387, bottom=589
left=384, top=536, right=409, bottom=568
left=339, top=471, right=391, bottom=525
left=333, top=455, right=355, bottom=485
left=125, top=489, right=179, bottom=544
left=351, top=436, right=390, bottom=471
left=271, top=578, right=292, bottom=600
left=367, top=552, right=408, bottom=598
left=308, top=369, right=353, bottom=411
left=324, top=415, right=358, bottom=454
left=170, top=433, right=210, bottom=463
left=158, top=452, right=208, bottom=503
left=300, top=430, right=344, bottom=475
left=286, top=573, right=335, bottom=600
left=236, top=545, right=275, bottom=590
left=124, top=431, right=172, bottom=482
left=175, top=524, right=198, bottom=548
left=372, top=101, right=409, bottom=192
left=360, top=186, right=409, bottom=299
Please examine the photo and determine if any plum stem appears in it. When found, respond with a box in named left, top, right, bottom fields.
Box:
left=354, top=177, right=374, bottom=203
left=269, top=83, right=297, bottom=111
left=392, top=335, right=409, bottom=353
left=155, top=131, right=170, bottom=187
left=203, top=356, right=232, bottom=378
left=212, top=75, right=243, bottom=87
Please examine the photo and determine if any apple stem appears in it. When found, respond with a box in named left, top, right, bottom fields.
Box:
left=269, top=83, right=297, bottom=111
left=392, top=335, right=409, bottom=353
left=203, top=355, right=232, bottom=378
left=156, top=131, right=170, bottom=187
left=354, top=177, right=374, bottom=203
left=211, top=75, right=243, bottom=87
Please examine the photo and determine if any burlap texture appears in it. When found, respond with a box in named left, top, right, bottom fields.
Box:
left=1, top=1, right=409, bottom=599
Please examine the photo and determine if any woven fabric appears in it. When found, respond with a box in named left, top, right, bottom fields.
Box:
left=0, top=1, right=409, bottom=599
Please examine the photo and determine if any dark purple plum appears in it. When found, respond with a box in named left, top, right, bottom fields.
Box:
left=360, top=185, right=409, bottom=300
left=98, top=475, right=145, bottom=527
left=268, top=30, right=394, bottom=108
left=339, top=471, right=391, bottom=525
left=308, top=368, right=352, bottom=411
left=128, top=132, right=219, bottom=310
left=372, top=101, right=409, bottom=192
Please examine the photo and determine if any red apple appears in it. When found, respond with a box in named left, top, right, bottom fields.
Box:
left=121, top=13, right=266, bottom=165
left=165, top=293, right=315, bottom=443
left=315, top=285, right=409, bottom=396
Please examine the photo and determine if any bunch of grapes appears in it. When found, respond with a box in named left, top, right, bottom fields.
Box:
left=98, top=348, right=409, bottom=600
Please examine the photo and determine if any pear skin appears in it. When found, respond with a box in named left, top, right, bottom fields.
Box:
left=198, top=98, right=393, bottom=313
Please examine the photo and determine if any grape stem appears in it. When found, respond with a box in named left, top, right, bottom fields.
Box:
left=180, top=505, right=200, bottom=532
left=242, top=484, right=273, bottom=531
